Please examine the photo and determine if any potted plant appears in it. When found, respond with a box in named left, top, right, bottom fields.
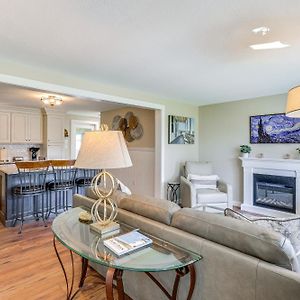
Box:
left=240, top=145, right=251, bottom=158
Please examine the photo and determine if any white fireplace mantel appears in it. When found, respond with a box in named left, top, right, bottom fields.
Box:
left=240, top=157, right=300, bottom=216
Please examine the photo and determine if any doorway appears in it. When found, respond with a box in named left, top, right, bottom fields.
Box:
left=70, top=120, right=98, bottom=159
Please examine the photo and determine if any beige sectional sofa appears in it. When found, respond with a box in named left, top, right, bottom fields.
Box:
left=73, top=189, right=300, bottom=300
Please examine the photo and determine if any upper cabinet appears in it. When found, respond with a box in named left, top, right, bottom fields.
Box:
left=0, top=112, right=11, bottom=143
left=45, top=114, right=64, bottom=144
left=11, top=112, right=42, bottom=144
left=43, top=112, right=66, bottom=159
left=28, top=113, right=43, bottom=143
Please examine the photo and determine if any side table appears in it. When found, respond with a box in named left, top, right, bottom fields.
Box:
left=167, top=182, right=180, bottom=204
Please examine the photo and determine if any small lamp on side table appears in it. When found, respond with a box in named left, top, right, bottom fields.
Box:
left=75, top=127, right=132, bottom=235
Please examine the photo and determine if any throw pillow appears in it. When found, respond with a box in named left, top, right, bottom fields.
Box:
left=224, top=208, right=300, bottom=256
left=116, top=179, right=132, bottom=195
left=187, top=174, right=219, bottom=189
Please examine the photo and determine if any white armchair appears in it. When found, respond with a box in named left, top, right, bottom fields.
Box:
left=180, top=161, right=232, bottom=211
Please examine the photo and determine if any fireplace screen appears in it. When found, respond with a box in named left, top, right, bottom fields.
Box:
left=253, top=174, right=296, bottom=213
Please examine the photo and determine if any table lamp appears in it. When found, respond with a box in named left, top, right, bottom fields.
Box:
left=286, top=86, right=300, bottom=117
left=75, top=126, right=132, bottom=234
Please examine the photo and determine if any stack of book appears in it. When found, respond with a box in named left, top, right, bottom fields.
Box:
left=104, top=230, right=152, bottom=256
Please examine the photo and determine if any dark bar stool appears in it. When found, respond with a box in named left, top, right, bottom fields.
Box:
left=12, top=161, right=50, bottom=234
left=75, top=168, right=101, bottom=194
left=47, top=160, right=77, bottom=217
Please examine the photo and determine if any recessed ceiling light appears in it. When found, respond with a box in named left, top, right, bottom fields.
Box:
left=250, top=41, right=290, bottom=50
left=252, top=27, right=270, bottom=36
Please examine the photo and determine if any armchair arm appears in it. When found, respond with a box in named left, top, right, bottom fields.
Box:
left=180, top=176, right=196, bottom=208
left=217, top=180, right=233, bottom=208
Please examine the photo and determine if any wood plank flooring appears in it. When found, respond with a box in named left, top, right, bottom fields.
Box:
left=0, top=218, right=123, bottom=300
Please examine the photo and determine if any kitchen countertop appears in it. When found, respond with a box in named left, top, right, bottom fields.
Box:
left=0, top=164, right=18, bottom=175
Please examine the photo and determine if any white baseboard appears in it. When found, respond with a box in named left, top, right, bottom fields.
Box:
left=232, top=201, right=242, bottom=208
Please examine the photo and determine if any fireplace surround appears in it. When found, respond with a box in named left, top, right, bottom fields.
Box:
left=240, top=157, right=300, bottom=217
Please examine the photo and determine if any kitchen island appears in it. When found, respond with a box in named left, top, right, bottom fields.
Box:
left=0, top=164, right=81, bottom=227
left=0, top=164, right=19, bottom=226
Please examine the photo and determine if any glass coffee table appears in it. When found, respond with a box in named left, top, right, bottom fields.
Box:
left=52, top=207, right=202, bottom=300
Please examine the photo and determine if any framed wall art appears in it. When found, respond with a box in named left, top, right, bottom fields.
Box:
left=168, top=115, right=195, bottom=144
left=250, top=113, right=300, bottom=144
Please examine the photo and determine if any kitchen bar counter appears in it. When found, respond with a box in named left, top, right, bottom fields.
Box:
left=0, top=163, right=84, bottom=227
left=0, top=167, right=20, bottom=226
left=0, top=164, right=18, bottom=175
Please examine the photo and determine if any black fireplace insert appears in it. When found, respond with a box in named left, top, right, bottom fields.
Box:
left=253, top=173, right=296, bottom=213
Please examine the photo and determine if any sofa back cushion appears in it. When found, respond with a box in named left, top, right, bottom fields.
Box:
left=119, top=194, right=181, bottom=225
left=224, top=208, right=300, bottom=259
left=185, top=161, right=213, bottom=177
left=171, top=208, right=299, bottom=272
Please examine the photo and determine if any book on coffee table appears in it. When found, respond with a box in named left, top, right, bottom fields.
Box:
left=104, top=230, right=152, bottom=256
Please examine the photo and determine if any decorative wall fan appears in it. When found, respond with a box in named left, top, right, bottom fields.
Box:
left=112, top=112, right=143, bottom=142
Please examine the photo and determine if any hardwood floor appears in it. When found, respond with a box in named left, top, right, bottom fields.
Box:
left=0, top=218, right=121, bottom=300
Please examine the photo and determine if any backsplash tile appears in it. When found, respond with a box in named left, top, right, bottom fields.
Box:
left=0, top=144, right=42, bottom=161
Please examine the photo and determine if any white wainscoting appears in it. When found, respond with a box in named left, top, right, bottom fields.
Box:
left=109, top=147, right=155, bottom=197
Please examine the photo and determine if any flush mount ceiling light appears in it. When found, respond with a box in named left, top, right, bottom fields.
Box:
left=41, top=95, right=63, bottom=107
left=252, top=26, right=270, bottom=36
left=250, top=41, right=290, bottom=50
left=250, top=26, right=290, bottom=50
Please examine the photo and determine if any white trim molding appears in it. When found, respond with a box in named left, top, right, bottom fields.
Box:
left=0, top=73, right=164, bottom=110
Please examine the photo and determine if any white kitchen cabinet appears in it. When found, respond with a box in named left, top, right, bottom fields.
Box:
left=28, top=113, right=43, bottom=143
left=11, top=112, right=42, bottom=143
left=43, top=113, right=65, bottom=159
left=0, top=112, right=11, bottom=143
left=46, top=115, right=64, bottom=144
left=11, top=113, right=27, bottom=143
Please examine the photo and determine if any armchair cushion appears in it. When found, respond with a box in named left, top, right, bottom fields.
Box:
left=196, top=189, right=227, bottom=204
left=184, top=161, right=213, bottom=177
left=187, top=174, right=219, bottom=189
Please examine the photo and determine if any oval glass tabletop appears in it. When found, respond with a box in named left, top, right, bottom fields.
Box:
left=52, top=207, right=202, bottom=272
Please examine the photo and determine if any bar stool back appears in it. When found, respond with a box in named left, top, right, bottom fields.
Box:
left=75, top=168, right=101, bottom=194
left=47, top=160, right=77, bottom=217
left=12, top=160, right=50, bottom=234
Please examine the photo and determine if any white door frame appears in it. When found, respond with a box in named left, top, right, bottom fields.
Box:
left=70, top=120, right=99, bottom=159
left=0, top=73, right=164, bottom=198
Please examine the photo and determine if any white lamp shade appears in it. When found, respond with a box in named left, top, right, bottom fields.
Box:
left=75, top=130, right=132, bottom=169
left=286, top=86, right=300, bottom=117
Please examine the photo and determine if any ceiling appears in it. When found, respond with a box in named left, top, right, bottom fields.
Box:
left=0, top=1, right=300, bottom=105
left=0, top=82, right=124, bottom=115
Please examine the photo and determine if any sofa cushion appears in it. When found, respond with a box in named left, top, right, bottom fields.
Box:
left=119, top=195, right=181, bottom=225
left=184, top=161, right=213, bottom=177
left=196, top=189, right=227, bottom=204
left=224, top=208, right=300, bottom=259
left=171, top=208, right=299, bottom=272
